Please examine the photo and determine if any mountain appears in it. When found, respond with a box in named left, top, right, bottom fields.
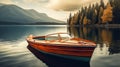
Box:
left=0, top=4, right=65, bottom=25
left=0, top=3, right=5, bottom=6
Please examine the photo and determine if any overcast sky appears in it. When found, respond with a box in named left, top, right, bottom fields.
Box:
left=0, top=0, right=108, bottom=21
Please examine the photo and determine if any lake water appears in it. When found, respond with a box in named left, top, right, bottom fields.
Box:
left=0, top=25, right=120, bottom=67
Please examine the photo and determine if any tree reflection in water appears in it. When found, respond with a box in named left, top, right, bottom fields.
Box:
left=68, top=26, right=120, bottom=55
left=109, top=40, right=120, bottom=54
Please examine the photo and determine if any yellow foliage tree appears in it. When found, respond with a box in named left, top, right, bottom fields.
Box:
left=83, top=16, right=91, bottom=25
left=70, top=13, right=79, bottom=25
left=101, top=2, right=113, bottom=23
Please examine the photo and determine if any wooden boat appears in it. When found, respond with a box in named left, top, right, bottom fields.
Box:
left=26, top=33, right=96, bottom=58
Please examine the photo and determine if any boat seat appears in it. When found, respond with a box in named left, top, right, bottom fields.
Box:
left=34, top=38, right=45, bottom=40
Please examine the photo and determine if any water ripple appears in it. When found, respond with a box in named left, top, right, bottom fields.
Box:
left=0, top=41, right=47, bottom=67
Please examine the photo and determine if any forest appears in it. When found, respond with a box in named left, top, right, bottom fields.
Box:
left=67, top=0, right=120, bottom=26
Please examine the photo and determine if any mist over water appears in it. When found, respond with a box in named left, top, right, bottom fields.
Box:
left=0, top=25, right=120, bottom=67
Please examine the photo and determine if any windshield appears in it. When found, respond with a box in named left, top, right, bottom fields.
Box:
left=59, top=34, right=71, bottom=40
left=45, top=33, right=71, bottom=41
left=45, top=34, right=58, bottom=41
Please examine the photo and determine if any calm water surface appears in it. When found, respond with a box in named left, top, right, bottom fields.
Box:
left=0, top=25, right=120, bottom=67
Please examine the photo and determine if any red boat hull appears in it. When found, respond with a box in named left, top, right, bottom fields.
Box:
left=27, top=40, right=95, bottom=57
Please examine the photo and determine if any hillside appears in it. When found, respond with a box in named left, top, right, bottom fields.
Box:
left=0, top=4, right=65, bottom=25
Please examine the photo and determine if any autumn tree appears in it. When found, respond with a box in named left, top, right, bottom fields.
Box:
left=67, top=0, right=120, bottom=26
left=83, top=16, right=91, bottom=25
left=101, top=2, right=113, bottom=24
left=73, top=13, right=79, bottom=25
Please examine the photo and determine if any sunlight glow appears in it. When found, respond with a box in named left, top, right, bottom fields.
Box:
left=0, top=0, right=108, bottom=21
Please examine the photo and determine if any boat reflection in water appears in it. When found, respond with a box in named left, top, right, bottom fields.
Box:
left=27, top=45, right=90, bottom=67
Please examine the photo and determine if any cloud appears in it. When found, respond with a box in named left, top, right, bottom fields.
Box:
left=0, top=0, right=14, bottom=4
left=47, top=0, right=82, bottom=11
left=0, top=0, right=49, bottom=5
left=47, top=0, right=107, bottom=11
left=22, top=0, right=49, bottom=4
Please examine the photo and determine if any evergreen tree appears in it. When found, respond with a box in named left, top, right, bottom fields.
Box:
left=76, top=10, right=81, bottom=25
left=94, top=3, right=100, bottom=24
left=95, top=3, right=99, bottom=11
left=98, top=7, right=104, bottom=24
left=67, top=0, right=120, bottom=26
left=87, top=4, right=93, bottom=23
left=100, top=0, right=105, bottom=8
left=113, top=0, right=120, bottom=24
left=91, top=9, right=97, bottom=24
left=74, top=13, right=79, bottom=25
left=109, top=0, right=114, bottom=7
left=80, top=13, right=84, bottom=25
left=68, top=13, right=72, bottom=25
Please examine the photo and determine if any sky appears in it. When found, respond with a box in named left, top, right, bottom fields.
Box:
left=0, top=0, right=108, bottom=21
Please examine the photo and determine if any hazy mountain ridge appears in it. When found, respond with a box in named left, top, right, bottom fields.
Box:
left=0, top=4, right=65, bottom=25
left=0, top=3, right=4, bottom=6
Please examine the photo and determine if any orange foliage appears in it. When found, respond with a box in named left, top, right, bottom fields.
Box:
left=101, top=2, right=113, bottom=23
left=83, top=16, right=91, bottom=25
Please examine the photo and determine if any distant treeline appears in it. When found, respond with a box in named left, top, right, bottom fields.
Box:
left=0, top=21, right=66, bottom=25
left=67, top=0, right=120, bottom=26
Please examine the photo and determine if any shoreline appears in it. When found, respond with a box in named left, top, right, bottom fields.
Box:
left=68, top=24, right=120, bottom=28
left=0, top=24, right=120, bottom=28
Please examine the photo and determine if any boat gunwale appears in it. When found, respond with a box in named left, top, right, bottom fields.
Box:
left=26, top=33, right=96, bottom=47
left=27, top=38, right=96, bottom=48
